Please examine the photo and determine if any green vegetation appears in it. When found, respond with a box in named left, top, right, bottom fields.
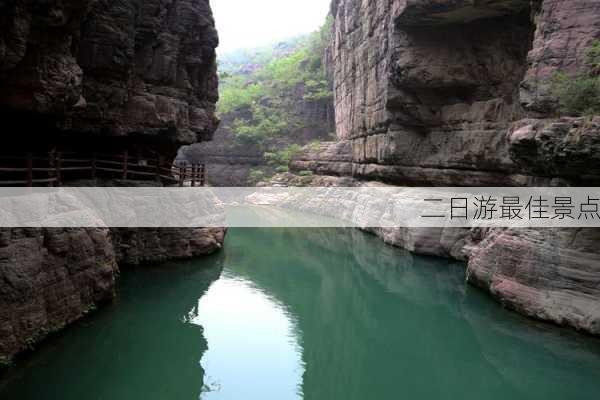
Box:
left=217, top=36, right=306, bottom=75
left=550, top=41, right=600, bottom=116
left=217, top=17, right=333, bottom=145
left=231, top=105, right=293, bottom=143
left=264, top=144, right=303, bottom=169
left=244, top=145, right=305, bottom=184
left=218, top=79, right=265, bottom=115
left=307, top=140, right=322, bottom=152
left=247, top=169, right=266, bottom=185
left=587, top=40, right=600, bottom=72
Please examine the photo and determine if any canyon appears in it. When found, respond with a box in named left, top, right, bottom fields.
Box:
left=1, top=0, right=600, bottom=371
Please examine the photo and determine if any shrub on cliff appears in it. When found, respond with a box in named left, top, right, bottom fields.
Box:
left=303, top=79, right=333, bottom=101
left=248, top=169, right=267, bottom=185
left=264, top=144, right=302, bottom=169
left=550, top=41, right=600, bottom=116
left=219, top=78, right=266, bottom=115
left=231, top=105, right=296, bottom=143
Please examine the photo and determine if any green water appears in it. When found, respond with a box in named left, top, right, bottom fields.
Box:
left=2, top=228, right=600, bottom=400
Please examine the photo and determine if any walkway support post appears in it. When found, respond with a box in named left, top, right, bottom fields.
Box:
left=200, top=164, right=206, bottom=187
left=55, top=151, right=62, bottom=186
left=91, top=152, right=97, bottom=181
left=191, top=164, right=197, bottom=187
left=26, top=153, right=33, bottom=187
left=122, top=150, right=128, bottom=180
left=155, top=155, right=161, bottom=183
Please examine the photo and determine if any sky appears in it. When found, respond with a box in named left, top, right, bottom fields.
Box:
left=211, top=0, right=331, bottom=54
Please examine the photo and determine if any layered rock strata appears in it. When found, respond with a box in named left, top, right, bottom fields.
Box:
left=0, top=0, right=222, bottom=363
left=0, top=0, right=219, bottom=146
left=288, top=0, right=600, bottom=334
left=326, top=0, right=600, bottom=186
left=112, top=227, right=225, bottom=265
left=0, top=228, right=118, bottom=363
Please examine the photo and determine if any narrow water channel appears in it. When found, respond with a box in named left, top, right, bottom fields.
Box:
left=1, top=227, right=600, bottom=400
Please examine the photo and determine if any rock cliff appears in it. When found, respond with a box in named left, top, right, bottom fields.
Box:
left=0, top=228, right=118, bottom=363
left=0, top=0, right=219, bottom=147
left=0, top=0, right=222, bottom=363
left=286, top=0, right=600, bottom=334
left=0, top=226, right=225, bottom=364
left=326, top=0, right=599, bottom=186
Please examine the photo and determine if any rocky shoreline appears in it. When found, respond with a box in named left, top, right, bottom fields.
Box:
left=264, top=0, right=600, bottom=337
left=259, top=172, right=600, bottom=335
left=0, top=0, right=223, bottom=363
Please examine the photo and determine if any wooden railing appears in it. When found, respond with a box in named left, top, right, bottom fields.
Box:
left=0, top=152, right=206, bottom=187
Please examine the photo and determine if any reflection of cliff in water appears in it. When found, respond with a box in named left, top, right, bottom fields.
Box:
left=225, top=227, right=600, bottom=400
left=0, top=255, right=225, bottom=400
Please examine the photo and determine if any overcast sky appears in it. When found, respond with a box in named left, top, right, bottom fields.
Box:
left=211, top=0, right=331, bottom=54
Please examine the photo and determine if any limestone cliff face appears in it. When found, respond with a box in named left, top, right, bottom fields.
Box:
left=111, top=227, right=225, bottom=265
left=467, top=228, right=600, bottom=335
left=0, top=0, right=219, bottom=147
left=0, top=228, right=118, bottom=363
left=290, top=0, right=600, bottom=335
left=0, top=226, right=225, bottom=362
left=0, top=0, right=222, bottom=363
left=327, top=0, right=600, bottom=186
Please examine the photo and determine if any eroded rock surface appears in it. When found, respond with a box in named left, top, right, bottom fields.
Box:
left=290, top=140, right=353, bottom=177
left=112, top=227, right=225, bottom=265
left=0, top=225, right=225, bottom=362
left=0, top=0, right=222, bottom=362
left=326, top=0, right=600, bottom=186
left=0, top=0, right=219, bottom=145
left=0, top=228, right=118, bottom=362
left=290, top=0, right=600, bottom=335
left=467, top=228, right=600, bottom=335
left=521, top=0, right=600, bottom=114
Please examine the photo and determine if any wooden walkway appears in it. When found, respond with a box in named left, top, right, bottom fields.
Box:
left=0, top=152, right=206, bottom=187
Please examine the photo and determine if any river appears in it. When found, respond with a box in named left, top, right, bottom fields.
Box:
left=1, top=227, right=600, bottom=399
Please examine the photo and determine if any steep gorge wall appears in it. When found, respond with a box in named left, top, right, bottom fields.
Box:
left=290, top=0, right=600, bottom=335
left=0, top=226, right=225, bottom=363
left=0, top=0, right=219, bottom=148
left=322, top=0, right=600, bottom=186
left=0, top=228, right=117, bottom=364
left=0, top=0, right=223, bottom=363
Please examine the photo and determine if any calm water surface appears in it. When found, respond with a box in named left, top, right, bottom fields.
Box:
left=2, top=227, right=600, bottom=399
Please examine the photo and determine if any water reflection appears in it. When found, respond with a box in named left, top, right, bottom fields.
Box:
left=207, top=227, right=600, bottom=400
left=191, top=274, right=303, bottom=399
left=1, top=227, right=600, bottom=400
left=0, top=256, right=224, bottom=400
